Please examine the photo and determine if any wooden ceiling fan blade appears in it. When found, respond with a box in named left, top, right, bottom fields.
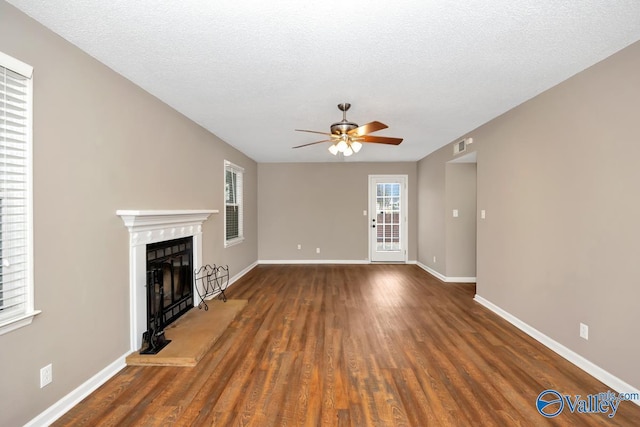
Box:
left=292, top=139, right=334, bottom=149
left=295, top=129, right=334, bottom=136
left=348, top=121, right=388, bottom=137
left=361, top=135, right=403, bottom=145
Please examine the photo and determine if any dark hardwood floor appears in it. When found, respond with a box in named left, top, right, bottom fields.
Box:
left=54, top=264, right=640, bottom=426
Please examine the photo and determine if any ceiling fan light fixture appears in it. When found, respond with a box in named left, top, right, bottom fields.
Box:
left=351, top=141, right=362, bottom=153
left=343, top=146, right=354, bottom=156
left=328, top=144, right=339, bottom=155
left=336, top=139, right=348, bottom=152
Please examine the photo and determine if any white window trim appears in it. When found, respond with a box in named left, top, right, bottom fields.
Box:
left=225, top=236, right=244, bottom=248
left=0, top=51, right=40, bottom=336
left=0, top=51, right=33, bottom=79
left=224, top=160, right=244, bottom=248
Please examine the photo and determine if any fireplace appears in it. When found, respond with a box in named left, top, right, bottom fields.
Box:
left=141, top=236, right=194, bottom=354
left=117, top=210, right=217, bottom=351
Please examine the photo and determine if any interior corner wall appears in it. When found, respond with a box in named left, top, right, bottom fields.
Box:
left=0, top=2, right=257, bottom=426
left=421, top=40, right=640, bottom=390
left=257, top=162, right=417, bottom=262
left=417, top=148, right=447, bottom=274
left=445, top=163, right=477, bottom=278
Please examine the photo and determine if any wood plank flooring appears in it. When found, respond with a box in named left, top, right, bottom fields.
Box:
left=53, top=264, right=640, bottom=426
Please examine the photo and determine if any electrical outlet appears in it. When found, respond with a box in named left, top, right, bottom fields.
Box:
left=433, top=256, right=436, bottom=263
left=297, top=244, right=301, bottom=250
left=316, top=248, right=320, bottom=254
left=580, top=323, right=589, bottom=340
left=40, top=364, right=52, bottom=388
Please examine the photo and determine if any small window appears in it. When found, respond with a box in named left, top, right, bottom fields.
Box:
left=224, top=160, right=244, bottom=247
left=0, top=51, right=39, bottom=335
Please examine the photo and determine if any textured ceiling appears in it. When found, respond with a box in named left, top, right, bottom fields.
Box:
left=7, top=1, right=640, bottom=162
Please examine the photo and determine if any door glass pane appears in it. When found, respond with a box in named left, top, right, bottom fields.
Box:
left=376, top=182, right=401, bottom=251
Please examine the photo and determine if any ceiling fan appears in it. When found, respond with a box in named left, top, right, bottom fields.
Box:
left=293, top=103, right=403, bottom=156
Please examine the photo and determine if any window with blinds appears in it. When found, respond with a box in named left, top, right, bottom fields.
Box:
left=224, top=160, right=244, bottom=247
left=0, top=51, right=37, bottom=335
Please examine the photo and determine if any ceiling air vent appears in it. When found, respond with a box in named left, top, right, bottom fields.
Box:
left=453, top=137, right=473, bottom=155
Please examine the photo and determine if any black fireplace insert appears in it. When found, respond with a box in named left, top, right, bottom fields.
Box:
left=141, top=236, right=193, bottom=354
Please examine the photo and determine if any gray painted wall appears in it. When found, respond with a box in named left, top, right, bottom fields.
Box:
left=258, top=162, right=417, bottom=262
left=0, top=3, right=257, bottom=425
left=420, top=41, right=640, bottom=390
left=416, top=147, right=477, bottom=279
left=476, top=40, right=640, bottom=390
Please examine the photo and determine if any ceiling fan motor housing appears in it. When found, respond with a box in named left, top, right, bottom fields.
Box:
left=331, top=103, right=358, bottom=135
left=330, top=120, right=358, bottom=135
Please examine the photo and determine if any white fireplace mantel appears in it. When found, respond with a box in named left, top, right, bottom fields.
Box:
left=117, top=210, right=218, bottom=245
left=117, top=209, right=218, bottom=351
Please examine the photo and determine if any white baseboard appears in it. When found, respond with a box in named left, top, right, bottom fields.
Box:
left=258, top=259, right=370, bottom=265
left=203, top=260, right=258, bottom=300
left=445, top=276, right=476, bottom=283
left=416, top=261, right=476, bottom=283
left=474, top=294, right=640, bottom=406
left=25, top=353, right=128, bottom=427
left=229, top=260, right=258, bottom=285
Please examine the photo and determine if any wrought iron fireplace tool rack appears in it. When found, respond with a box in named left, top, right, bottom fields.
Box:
left=194, top=264, right=229, bottom=310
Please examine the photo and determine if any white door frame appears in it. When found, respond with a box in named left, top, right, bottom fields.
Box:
left=368, top=175, right=408, bottom=262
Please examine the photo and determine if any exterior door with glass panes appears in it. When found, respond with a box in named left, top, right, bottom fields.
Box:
left=369, top=175, right=407, bottom=262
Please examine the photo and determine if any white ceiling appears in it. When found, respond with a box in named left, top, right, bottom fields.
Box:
left=7, top=1, right=640, bottom=163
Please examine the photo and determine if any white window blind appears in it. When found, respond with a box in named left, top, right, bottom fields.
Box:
left=224, top=160, right=244, bottom=247
left=0, top=51, right=37, bottom=334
